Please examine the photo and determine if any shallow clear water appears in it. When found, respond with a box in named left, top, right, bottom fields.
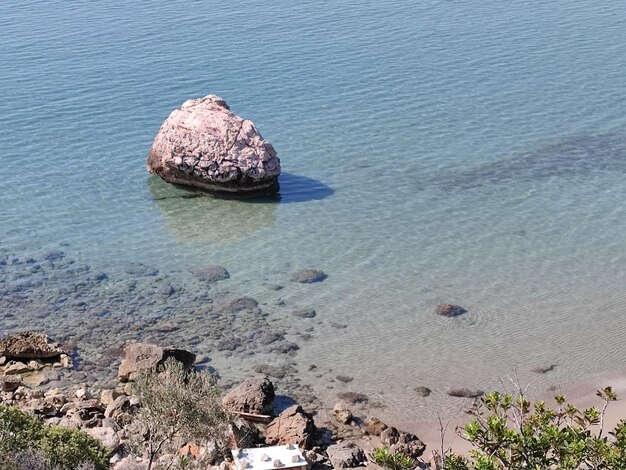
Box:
left=2, top=0, right=626, bottom=424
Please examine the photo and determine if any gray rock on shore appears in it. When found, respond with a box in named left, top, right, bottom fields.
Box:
left=265, top=405, right=316, bottom=449
left=222, top=376, right=275, bottom=415
left=326, top=442, right=366, bottom=468
left=118, top=343, right=196, bottom=382
left=147, top=95, right=280, bottom=194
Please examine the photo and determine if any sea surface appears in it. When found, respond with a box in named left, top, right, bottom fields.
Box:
left=2, top=0, right=626, bottom=425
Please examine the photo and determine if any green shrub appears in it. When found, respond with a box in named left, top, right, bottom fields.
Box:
left=0, top=404, right=109, bottom=470
left=39, top=426, right=109, bottom=470
left=0, top=404, right=45, bottom=455
left=131, top=358, right=231, bottom=470
left=444, top=387, right=626, bottom=470
left=371, top=446, right=415, bottom=470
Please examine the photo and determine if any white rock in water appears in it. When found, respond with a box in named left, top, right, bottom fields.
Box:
left=147, top=95, right=280, bottom=194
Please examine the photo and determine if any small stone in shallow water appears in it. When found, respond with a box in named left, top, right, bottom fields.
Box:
left=253, top=363, right=295, bottom=379
left=156, top=282, right=175, bottom=296
left=124, top=262, right=158, bottom=277
left=292, top=309, right=316, bottom=319
left=192, top=265, right=230, bottom=282
left=230, top=297, right=259, bottom=312
left=330, top=322, right=347, bottom=329
left=531, top=363, right=557, bottom=374
left=290, top=269, right=327, bottom=284
left=435, top=303, right=467, bottom=317
left=337, top=392, right=369, bottom=404
left=448, top=388, right=484, bottom=398
left=43, top=250, right=65, bottom=261
left=336, top=375, right=353, bottom=383
left=414, top=386, right=431, bottom=397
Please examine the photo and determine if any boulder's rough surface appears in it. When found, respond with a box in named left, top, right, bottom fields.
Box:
left=326, top=442, right=366, bottom=468
left=222, top=377, right=275, bottom=415
left=147, top=95, right=280, bottom=194
left=265, top=405, right=316, bottom=449
left=118, top=343, right=196, bottom=382
left=0, top=332, right=64, bottom=359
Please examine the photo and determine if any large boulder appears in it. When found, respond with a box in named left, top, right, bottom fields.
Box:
left=147, top=95, right=280, bottom=194
left=118, top=343, right=196, bottom=382
left=222, top=377, right=275, bottom=415
left=265, top=405, right=316, bottom=449
left=0, top=332, right=64, bottom=360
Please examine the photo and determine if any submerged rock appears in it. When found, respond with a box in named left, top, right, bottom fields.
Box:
left=192, top=265, right=230, bottom=283
left=290, top=269, right=327, bottom=284
left=337, top=392, right=369, bottom=405
left=447, top=388, right=484, bottom=398
left=292, top=308, right=317, bottom=319
left=434, top=303, right=467, bottom=317
left=147, top=95, right=280, bottom=194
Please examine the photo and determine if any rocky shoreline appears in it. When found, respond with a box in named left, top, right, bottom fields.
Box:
left=0, top=242, right=504, bottom=444
left=1, top=332, right=433, bottom=469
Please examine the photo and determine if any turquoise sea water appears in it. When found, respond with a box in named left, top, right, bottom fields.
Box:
left=2, top=0, right=626, bottom=423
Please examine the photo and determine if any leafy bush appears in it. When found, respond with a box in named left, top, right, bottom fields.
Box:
left=131, top=358, right=231, bottom=470
left=371, top=446, right=415, bottom=470
left=40, top=426, right=108, bottom=470
left=0, top=405, right=109, bottom=470
left=444, top=387, right=626, bottom=470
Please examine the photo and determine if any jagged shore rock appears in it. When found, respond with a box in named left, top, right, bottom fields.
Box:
left=147, top=95, right=280, bottom=194
left=222, top=376, right=275, bottom=415
left=0, top=331, right=65, bottom=359
left=118, top=342, right=196, bottom=382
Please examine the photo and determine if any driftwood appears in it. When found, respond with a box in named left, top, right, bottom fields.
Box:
left=233, top=411, right=273, bottom=423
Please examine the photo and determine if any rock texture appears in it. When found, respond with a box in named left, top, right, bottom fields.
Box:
left=265, top=405, right=316, bottom=449
left=118, top=343, right=196, bottom=382
left=147, top=95, right=280, bottom=194
left=222, top=377, right=275, bottom=415
left=0, top=332, right=65, bottom=359
left=326, top=442, right=366, bottom=468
